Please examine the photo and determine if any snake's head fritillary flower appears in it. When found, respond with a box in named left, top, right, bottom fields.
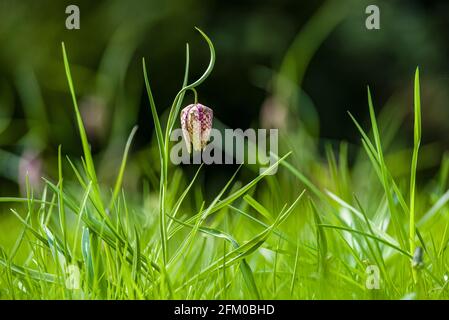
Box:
left=180, top=103, right=213, bottom=153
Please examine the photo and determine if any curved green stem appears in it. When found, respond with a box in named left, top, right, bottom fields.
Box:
left=143, top=28, right=215, bottom=268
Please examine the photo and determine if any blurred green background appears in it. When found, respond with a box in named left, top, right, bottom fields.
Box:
left=1, top=0, right=449, bottom=203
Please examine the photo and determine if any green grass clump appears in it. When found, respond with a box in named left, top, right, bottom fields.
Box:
left=0, top=30, right=448, bottom=300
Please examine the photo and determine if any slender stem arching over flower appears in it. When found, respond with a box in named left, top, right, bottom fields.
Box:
left=181, top=103, right=213, bottom=153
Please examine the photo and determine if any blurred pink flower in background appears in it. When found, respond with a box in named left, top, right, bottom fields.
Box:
left=18, top=150, right=43, bottom=195
left=80, top=96, right=107, bottom=143
left=260, top=96, right=287, bottom=130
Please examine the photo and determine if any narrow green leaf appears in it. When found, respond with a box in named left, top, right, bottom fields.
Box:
left=109, top=125, right=138, bottom=209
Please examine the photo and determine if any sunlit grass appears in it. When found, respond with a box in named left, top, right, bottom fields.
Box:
left=0, top=30, right=448, bottom=300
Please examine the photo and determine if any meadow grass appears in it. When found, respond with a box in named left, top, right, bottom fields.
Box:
left=0, top=29, right=448, bottom=300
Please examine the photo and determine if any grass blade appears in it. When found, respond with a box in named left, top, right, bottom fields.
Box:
left=409, top=67, right=421, bottom=282
left=108, top=125, right=138, bottom=209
